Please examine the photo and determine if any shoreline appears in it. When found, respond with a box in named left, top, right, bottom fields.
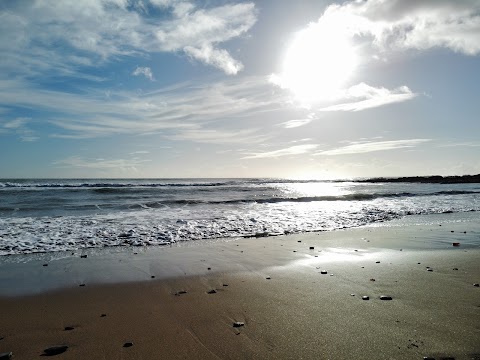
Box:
left=0, top=212, right=479, bottom=358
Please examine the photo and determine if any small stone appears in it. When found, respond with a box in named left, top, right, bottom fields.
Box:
left=427, top=269, right=433, bottom=272
left=64, top=326, right=74, bottom=331
left=223, top=284, right=228, bottom=287
left=375, top=261, right=380, bottom=264
left=350, top=294, right=355, bottom=296
left=100, top=314, right=107, bottom=317
left=474, top=283, right=479, bottom=287
left=80, top=255, right=87, bottom=258
left=233, top=321, right=244, bottom=328
left=452, top=268, right=458, bottom=271
left=43, top=263, right=48, bottom=267
left=151, top=275, right=155, bottom=278
left=207, top=289, right=217, bottom=294
left=79, top=283, right=86, bottom=286
left=362, top=296, right=369, bottom=300
left=266, top=277, right=271, bottom=280
left=320, top=270, right=327, bottom=274
left=293, top=250, right=297, bottom=252
left=309, top=246, right=314, bottom=250
left=175, top=290, right=187, bottom=296
left=452, top=242, right=460, bottom=247
left=297, top=240, right=301, bottom=243
left=380, top=295, right=393, bottom=300
left=123, top=342, right=133, bottom=348
left=330, top=274, right=334, bottom=276
left=43, top=345, right=68, bottom=356
left=0, top=352, right=12, bottom=360
left=423, top=357, right=435, bottom=360
left=370, top=278, right=376, bottom=282
left=418, top=262, right=421, bottom=264
left=207, top=267, right=211, bottom=270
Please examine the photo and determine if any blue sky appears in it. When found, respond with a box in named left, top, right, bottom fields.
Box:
left=1, top=0, right=480, bottom=179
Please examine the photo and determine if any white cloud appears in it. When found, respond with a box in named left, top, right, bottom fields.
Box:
left=318, top=139, right=432, bottom=156
left=132, top=66, right=155, bottom=81
left=317, top=83, right=417, bottom=112
left=243, top=144, right=319, bottom=159
left=281, top=118, right=313, bottom=129
left=322, top=0, right=480, bottom=55
left=1, top=117, right=38, bottom=142
left=0, top=1, right=257, bottom=76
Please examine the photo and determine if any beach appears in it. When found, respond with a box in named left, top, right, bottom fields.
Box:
left=1, top=213, right=479, bottom=359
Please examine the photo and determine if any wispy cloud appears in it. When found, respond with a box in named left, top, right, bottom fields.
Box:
left=242, top=144, right=319, bottom=159
left=0, top=1, right=257, bottom=77
left=1, top=117, right=38, bottom=142
left=53, top=156, right=151, bottom=170
left=132, top=67, right=155, bottom=81
left=318, top=83, right=417, bottom=112
left=318, top=139, right=431, bottom=156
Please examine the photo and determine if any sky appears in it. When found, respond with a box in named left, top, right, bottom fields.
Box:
left=1, top=0, right=480, bottom=179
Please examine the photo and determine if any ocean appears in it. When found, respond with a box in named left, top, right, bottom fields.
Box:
left=1, top=178, right=479, bottom=256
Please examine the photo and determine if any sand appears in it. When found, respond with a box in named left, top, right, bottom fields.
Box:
left=0, top=213, right=479, bottom=359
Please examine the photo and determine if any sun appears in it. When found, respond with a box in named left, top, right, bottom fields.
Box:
left=273, top=23, right=357, bottom=105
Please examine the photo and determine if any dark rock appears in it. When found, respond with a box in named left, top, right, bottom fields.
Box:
left=207, top=267, right=211, bottom=270
left=64, top=326, right=74, bottom=331
left=0, top=352, right=12, bottom=360
left=233, top=321, right=244, bottom=328
left=380, top=295, right=393, bottom=300
left=320, top=270, right=327, bottom=274
left=123, top=342, right=133, bottom=348
left=80, top=254, right=87, bottom=258
left=423, top=357, right=435, bottom=360
left=297, top=240, right=301, bottom=243
left=151, top=275, right=155, bottom=278
left=100, top=314, right=107, bottom=317
left=375, top=261, right=380, bottom=264
left=474, top=283, right=479, bottom=287
left=175, top=290, right=187, bottom=296
left=266, top=276, right=271, bottom=280
left=79, top=283, right=86, bottom=287
left=207, top=289, right=217, bottom=294
left=43, top=345, right=68, bottom=356
left=427, top=269, right=433, bottom=272
left=453, top=268, right=458, bottom=271
left=370, top=278, right=376, bottom=282
left=362, top=296, right=369, bottom=300
left=43, top=263, right=48, bottom=267
left=309, top=246, right=314, bottom=250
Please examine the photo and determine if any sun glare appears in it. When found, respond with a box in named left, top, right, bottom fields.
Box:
left=274, top=23, right=357, bottom=105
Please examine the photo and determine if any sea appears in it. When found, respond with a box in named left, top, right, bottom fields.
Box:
left=1, top=178, right=479, bottom=256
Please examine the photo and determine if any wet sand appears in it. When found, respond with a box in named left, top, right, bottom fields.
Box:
left=0, top=214, right=479, bottom=359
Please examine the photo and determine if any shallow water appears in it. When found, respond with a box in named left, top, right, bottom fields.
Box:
left=1, top=179, right=479, bottom=255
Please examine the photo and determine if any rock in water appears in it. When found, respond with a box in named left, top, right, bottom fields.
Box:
left=233, top=322, right=244, bottom=328
left=0, top=352, right=12, bottom=359
left=380, top=295, right=393, bottom=300
left=43, top=345, right=68, bottom=356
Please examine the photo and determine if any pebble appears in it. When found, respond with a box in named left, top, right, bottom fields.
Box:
left=207, top=289, right=217, bottom=294
left=297, top=240, right=301, bottom=243
left=151, top=275, right=155, bottom=278
left=64, top=326, right=75, bottom=331
left=309, top=246, right=314, bottom=250
left=123, top=342, right=133, bottom=348
left=370, top=278, right=376, bottom=282
left=233, top=321, right=244, bottom=328
left=43, top=345, right=68, bottom=356
left=380, top=295, right=393, bottom=300
left=79, top=283, right=86, bottom=287
left=207, top=267, right=211, bottom=270
left=423, top=357, right=435, bottom=360
left=452, top=268, right=458, bottom=271
left=474, top=283, right=479, bottom=287
left=0, top=352, right=12, bottom=360
left=100, top=314, right=107, bottom=317
left=452, top=242, right=460, bottom=246
left=320, top=270, right=328, bottom=274
left=266, top=277, right=271, bottom=280
left=375, top=261, right=380, bottom=264
left=42, top=263, right=48, bottom=267
left=175, top=291, right=187, bottom=296
left=362, top=296, right=369, bottom=300
left=427, top=269, right=433, bottom=272
left=223, top=284, right=229, bottom=287
left=80, top=255, right=87, bottom=258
